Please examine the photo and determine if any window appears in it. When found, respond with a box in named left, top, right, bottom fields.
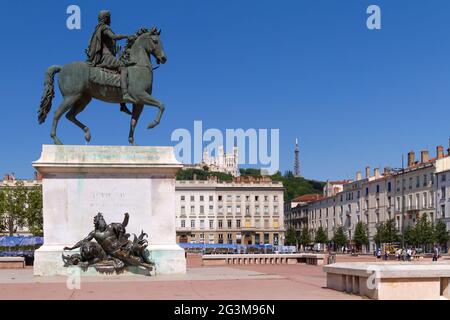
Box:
left=200, top=205, right=204, bottom=214
left=236, top=206, right=241, bottom=214
left=245, top=195, right=250, bottom=202
left=227, top=195, right=232, bottom=201
left=218, top=234, right=223, bottom=244
left=442, top=187, right=446, bottom=200
left=416, top=176, right=420, bottom=188
left=255, top=196, right=259, bottom=201
left=264, top=196, right=268, bottom=202
left=227, top=219, right=232, bottom=228
left=376, top=198, right=380, bottom=209
left=274, top=196, right=278, bottom=202
left=264, top=219, right=269, bottom=229
left=181, top=206, right=185, bottom=214
left=274, top=206, right=279, bottom=215
left=409, top=177, right=413, bottom=190
left=200, top=220, right=205, bottom=229
left=200, top=196, right=204, bottom=202
left=264, top=233, right=270, bottom=244
left=423, top=192, right=428, bottom=208
left=236, top=220, right=241, bottom=228
left=396, top=197, right=400, bottom=211
left=181, top=195, right=185, bottom=201
left=218, top=195, right=223, bottom=201
left=181, top=220, right=185, bottom=228
left=227, top=206, right=232, bottom=214
left=255, top=234, right=260, bottom=245
left=387, top=182, right=392, bottom=192
left=442, top=174, right=447, bottom=182
left=245, top=206, right=250, bottom=215
left=218, top=220, right=223, bottom=229
left=227, top=234, right=233, bottom=244
left=264, top=206, right=269, bottom=214
left=236, top=195, right=241, bottom=201
left=190, top=220, right=195, bottom=228
left=273, top=219, right=279, bottom=229
left=423, top=174, right=428, bottom=187
left=376, top=185, right=380, bottom=194
left=190, top=196, right=195, bottom=201
left=209, top=205, right=214, bottom=213
left=255, top=206, right=260, bottom=215
left=209, top=195, right=213, bottom=202
left=218, top=206, right=223, bottom=214
left=209, top=234, right=214, bottom=244
left=190, top=206, right=195, bottom=214
left=209, top=220, right=214, bottom=229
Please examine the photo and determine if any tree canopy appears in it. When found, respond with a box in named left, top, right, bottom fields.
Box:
left=332, top=226, right=348, bottom=247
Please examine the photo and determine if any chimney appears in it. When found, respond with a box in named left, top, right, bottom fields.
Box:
left=365, top=166, right=370, bottom=179
left=437, top=145, right=444, bottom=159
left=374, top=168, right=380, bottom=179
left=421, top=150, right=429, bottom=163
left=383, top=167, right=391, bottom=176
left=407, top=151, right=415, bottom=167
left=356, top=171, right=362, bottom=181
left=448, top=138, right=450, bottom=156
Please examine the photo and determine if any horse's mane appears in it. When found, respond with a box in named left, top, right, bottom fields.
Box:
left=120, top=27, right=158, bottom=62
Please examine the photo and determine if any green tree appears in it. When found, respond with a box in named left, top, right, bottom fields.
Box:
left=384, top=219, right=399, bottom=243
left=239, top=168, right=262, bottom=178
left=25, top=186, right=43, bottom=236
left=404, top=225, right=417, bottom=247
left=176, top=168, right=233, bottom=182
left=0, top=181, right=28, bottom=236
left=332, top=226, right=348, bottom=248
left=353, top=222, right=369, bottom=251
left=285, top=226, right=298, bottom=246
left=315, top=226, right=328, bottom=244
left=414, top=214, right=434, bottom=250
left=299, top=226, right=311, bottom=248
left=373, top=223, right=384, bottom=246
left=434, top=220, right=450, bottom=247
left=270, top=171, right=325, bottom=201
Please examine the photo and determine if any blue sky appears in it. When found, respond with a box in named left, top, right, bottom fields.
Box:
left=1, top=0, right=450, bottom=181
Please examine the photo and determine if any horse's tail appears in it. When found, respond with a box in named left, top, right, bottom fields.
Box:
left=38, top=65, right=62, bottom=124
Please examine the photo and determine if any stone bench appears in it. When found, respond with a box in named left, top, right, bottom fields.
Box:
left=0, top=257, right=25, bottom=269
left=323, top=262, right=450, bottom=300
left=202, top=253, right=325, bottom=266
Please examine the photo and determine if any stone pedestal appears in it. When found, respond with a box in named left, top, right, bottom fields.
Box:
left=32, top=145, right=186, bottom=276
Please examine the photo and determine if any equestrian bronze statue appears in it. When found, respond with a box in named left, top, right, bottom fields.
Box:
left=38, top=10, right=167, bottom=145
left=62, top=212, right=153, bottom=275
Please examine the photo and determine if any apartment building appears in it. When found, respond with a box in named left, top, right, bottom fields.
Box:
left=175, top=176, right=284, bottom=245
left=291, top=145, right=449, bottom=252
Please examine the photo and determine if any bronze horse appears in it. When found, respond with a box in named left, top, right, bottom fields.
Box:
left=38, top=27, right=167, bottom=145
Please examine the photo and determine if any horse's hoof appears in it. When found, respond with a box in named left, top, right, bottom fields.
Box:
left=147, top=122, right=157, bottom=129
left=84, top=129, right=91, bottom=143
left=128, top=138, right=134, bottom=145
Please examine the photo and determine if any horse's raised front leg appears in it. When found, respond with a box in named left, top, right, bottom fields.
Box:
left=135, top=93, right=165, bottom=129
left=66, top=96, right=92, bottom=143
left=50, top=95, right=81, bottom=145
left=128, top=104, right=144, bottom=145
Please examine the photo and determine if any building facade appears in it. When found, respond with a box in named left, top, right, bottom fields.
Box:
left=175, top=177, right=285, bottom=245
left=285, top=145, right=450, bottom=252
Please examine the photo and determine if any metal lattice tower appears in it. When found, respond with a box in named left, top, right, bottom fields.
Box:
left=294, top=138, right=300, bottom=177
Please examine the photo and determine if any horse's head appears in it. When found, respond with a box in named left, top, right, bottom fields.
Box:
left=127, top=27, right=167, bottom=65
left=147, top=27, right=167, bottom=65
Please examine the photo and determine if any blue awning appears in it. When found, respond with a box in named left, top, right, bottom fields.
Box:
left=0, top=236, right=43, bottom=247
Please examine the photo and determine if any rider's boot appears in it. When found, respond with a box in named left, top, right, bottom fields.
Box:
left=120, top=67, right=135, bottom=104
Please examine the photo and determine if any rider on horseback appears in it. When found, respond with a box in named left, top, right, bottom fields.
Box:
left=86, top=10, right=134, bottom=113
